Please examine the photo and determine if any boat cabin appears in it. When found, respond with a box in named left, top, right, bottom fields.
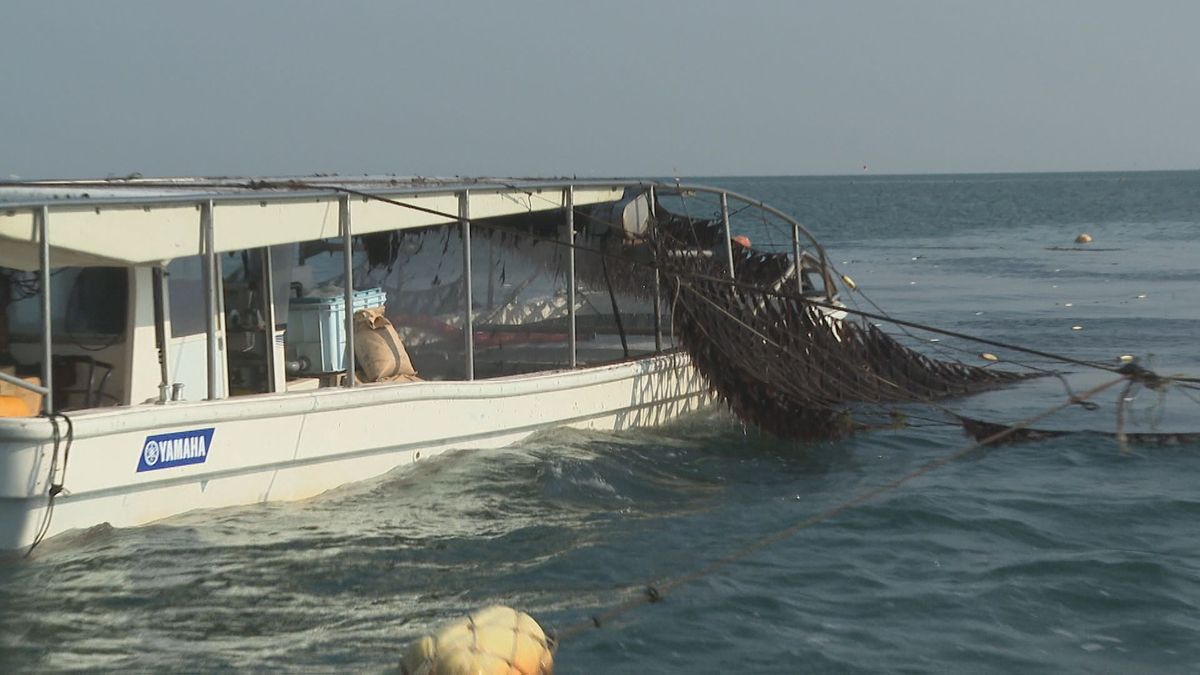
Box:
left=0, top=179, right=681, bottom=416
left=1, top=178, right=834, bottom=420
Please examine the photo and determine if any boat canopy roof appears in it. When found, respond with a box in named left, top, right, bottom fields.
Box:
left=0, top=176, right=629, bottom=270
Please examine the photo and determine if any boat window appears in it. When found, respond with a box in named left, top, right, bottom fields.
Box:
left=354, top=227, right=470, bottom=380
left=222, top=249, right=275, bottom=395
left=355, top=209, right=660, bottom=381
left=277, top=206, right=668, bottom=388
left=167, top=257, right=207, bottom=337
left=460, top=216, right=581, bottom=377
left=2, top=266, right=128, bottom=343
left=561, top=219, right=663, bottom=367
left=283, top=237, right=368, bottom=388
left=1, top=266, right=129, bottom=411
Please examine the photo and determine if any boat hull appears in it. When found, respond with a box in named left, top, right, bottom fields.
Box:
left=0, top=352, right=710, bottom=552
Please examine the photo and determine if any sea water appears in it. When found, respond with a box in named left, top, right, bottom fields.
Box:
left=2, top=172, right=1198, bottom=673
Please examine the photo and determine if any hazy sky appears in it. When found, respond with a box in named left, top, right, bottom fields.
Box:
left=3, top=1, right=1198, bottom=179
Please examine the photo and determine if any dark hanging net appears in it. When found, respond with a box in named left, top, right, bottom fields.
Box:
left=646, top=211, right=1032, bottom=439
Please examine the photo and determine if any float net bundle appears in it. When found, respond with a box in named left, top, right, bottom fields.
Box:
left=645, top=209, right=1031, bottom=439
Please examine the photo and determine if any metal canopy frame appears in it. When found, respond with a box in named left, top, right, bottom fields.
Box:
left=1, top=179, right=835, bottom=414
left=38, top=206, right=52, bottom=415
left=340, top=196, right=356, bottom=389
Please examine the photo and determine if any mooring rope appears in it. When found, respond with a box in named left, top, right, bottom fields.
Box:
left=25, top=411, right=73, bottom=557
left=547, top=374, right=1129, bottom=647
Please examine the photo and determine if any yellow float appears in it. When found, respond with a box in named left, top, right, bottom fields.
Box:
left=400, top=606, right=553, bottom=675
left=0, top=395, right=31, bottom=418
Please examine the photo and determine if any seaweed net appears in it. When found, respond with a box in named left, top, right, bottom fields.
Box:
left=647, top=211, right=1032, bottom=439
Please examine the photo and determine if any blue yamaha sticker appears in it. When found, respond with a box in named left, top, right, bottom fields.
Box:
left=136, top=428, right=215, bottom=472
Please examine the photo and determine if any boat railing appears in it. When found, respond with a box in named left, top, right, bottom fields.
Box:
left=646, top=181, right=835, bottom=301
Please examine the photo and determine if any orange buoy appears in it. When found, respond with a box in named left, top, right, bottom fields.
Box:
left=0, top=395, right=31, bottom=418
left=732, top=235, right=752, bottom=248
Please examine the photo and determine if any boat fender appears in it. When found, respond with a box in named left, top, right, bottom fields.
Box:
left=400, top=605, right=554, bottom=675
left=354, top=306, right=417, bottom=382
left=0, top=395, right=32, bottom=418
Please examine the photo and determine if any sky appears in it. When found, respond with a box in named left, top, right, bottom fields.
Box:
left=2, top=0, right=1198, bottom=179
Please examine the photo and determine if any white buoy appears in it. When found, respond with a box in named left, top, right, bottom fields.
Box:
left=1119, top=355, right=1135, bottom=363
left=1075, top=233, right=1093, bottom=244
left=981, top=352, right=999, bottom=362
left=1071, top=325, right=1083, bottom=331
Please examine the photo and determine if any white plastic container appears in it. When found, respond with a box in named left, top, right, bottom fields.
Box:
left=286, top=288, right=387, bottom=373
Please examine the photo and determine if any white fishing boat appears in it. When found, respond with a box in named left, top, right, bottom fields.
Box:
left=0, top=176, right=835, bottom=552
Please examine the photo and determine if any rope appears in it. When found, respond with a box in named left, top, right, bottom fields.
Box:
left=250, top=179, right=1192, bottom=377
left=293, top=180, right=1161, bottom=380
left=549, top=375, right=1128, bottom=646
left=295, top=180, right=1200, bottom=438
left=25, top=411, right=73, bottom=557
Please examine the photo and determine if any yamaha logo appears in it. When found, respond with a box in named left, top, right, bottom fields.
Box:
left=143, top=440, right=160, bottom=466
left=136, top=428, right=215, bottom=472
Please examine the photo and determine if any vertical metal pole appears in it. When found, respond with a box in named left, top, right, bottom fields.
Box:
left=565, top=186, right=577, bottom=368
left=152, top=265, right=171, bottom=402
left=459, top=191, right=474, bottom=380
left=720, top=192, right=736, bottom=280
left=201, top=200, right=220, bottom=400
left=340, top=195, right=355, bottom=388
left=37, top=206, right=53, bottom=415
left=260, top=246, right=277, bottom=392
left=649, top=187, right=662, bottom=352
left=791, top=223, right=804, bottom=295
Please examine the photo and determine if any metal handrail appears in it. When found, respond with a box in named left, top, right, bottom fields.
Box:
left=0, top=369, right=49, bottom=396
left=645, top=182, right=836, bottom=301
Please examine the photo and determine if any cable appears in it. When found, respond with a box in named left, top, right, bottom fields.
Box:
left=24, top=412, right=73, bottom=557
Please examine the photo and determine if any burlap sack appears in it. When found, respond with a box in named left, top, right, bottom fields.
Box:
left=354, top=307, right=417, bottom=382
